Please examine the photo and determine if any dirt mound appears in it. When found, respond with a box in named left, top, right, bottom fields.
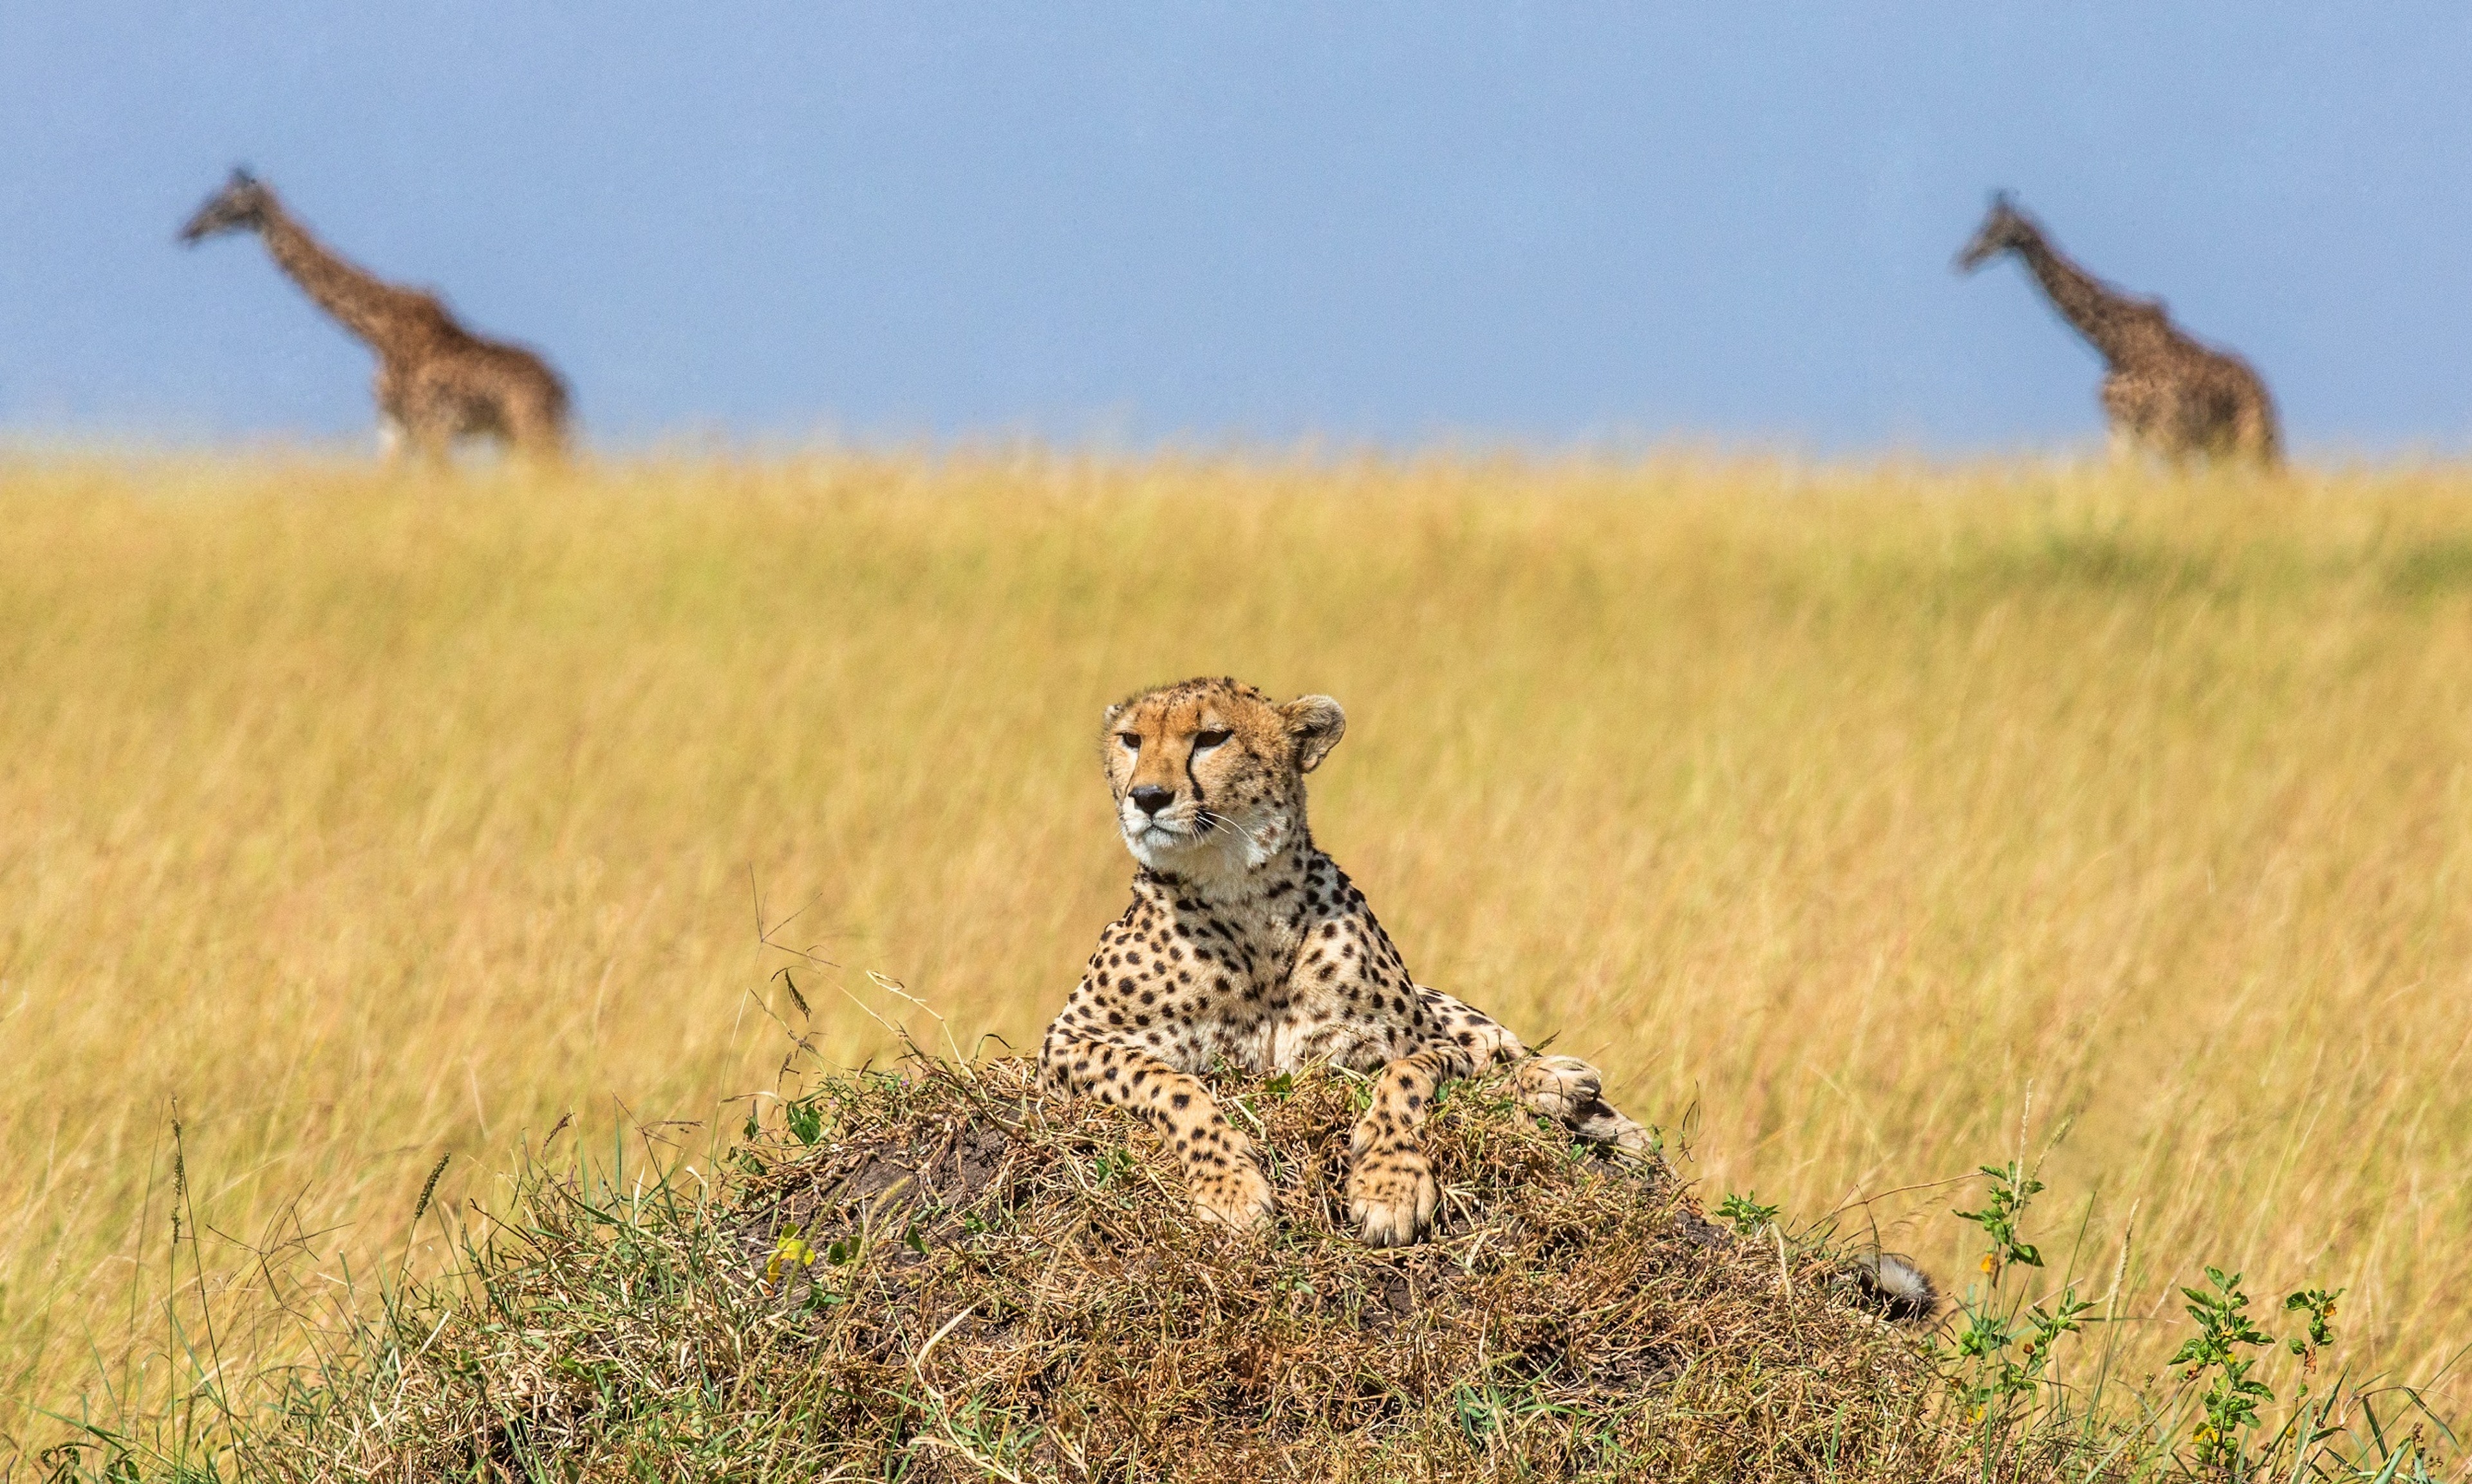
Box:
left=209, top=1057, right=1969, bottom=1483
left=717, top=1057, right=1951, bottom=1480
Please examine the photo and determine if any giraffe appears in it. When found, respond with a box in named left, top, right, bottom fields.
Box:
left=1956, top=192, right=2280, bottom=467
left=180, top=169, right=571, bottom=463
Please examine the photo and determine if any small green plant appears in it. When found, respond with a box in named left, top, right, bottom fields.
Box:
left=1953, top=1160, right=2045, bottom=1283
left=1716, top=1190, right=1781, bottom=1236
left=1951, top=1286, right=2097, bottom=1413
left=2169, top=1266, right=2276, bottom=1472
left=2282, top=1285, right=2342, bottom=1375
left=1940, top=1155, right=2101, bottom=1433
left=2015, top=1288, right=2095, bottom=1371
left=1951, top=1306, right=2019, bottom=1388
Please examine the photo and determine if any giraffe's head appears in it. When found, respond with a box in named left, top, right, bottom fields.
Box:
left=179, top=169, right=273, bottom=245
left=1954, top=192, right=2037, bottom=274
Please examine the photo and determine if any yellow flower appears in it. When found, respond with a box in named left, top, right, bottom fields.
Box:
left=764, top=1234, right=818, bottom=1284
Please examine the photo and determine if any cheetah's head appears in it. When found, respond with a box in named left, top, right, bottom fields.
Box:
left=1101, top=677, right=1345, bottom=887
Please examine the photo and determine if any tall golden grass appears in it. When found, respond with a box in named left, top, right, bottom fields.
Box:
left=3, top=450, right=2469, bottom=1454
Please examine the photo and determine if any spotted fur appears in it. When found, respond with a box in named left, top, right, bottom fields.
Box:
left=1040, top=677, right=1654, bottom=1247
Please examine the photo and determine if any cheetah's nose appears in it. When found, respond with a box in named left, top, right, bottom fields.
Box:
left=1130, top=785, right=1175, bottom=818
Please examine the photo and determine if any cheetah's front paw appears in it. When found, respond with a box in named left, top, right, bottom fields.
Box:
left=1345, top=1138, right=1438, bottom=1247
left=1517, top=1054, right=1656, bottom=1155
left=1188, top=1159, right=1275, bottom=1234
left=1515, top=1054, right=1603, bottom=1121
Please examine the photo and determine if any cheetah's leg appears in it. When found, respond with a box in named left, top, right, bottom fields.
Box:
left=1347, top=1044, right=1470, bottom=1247
left=1040, top=1033, right=1273, bottom=1232
left=1415, top=987, right=1658, bottom=1157
left=1412, top=985, right=1530, bottom=1070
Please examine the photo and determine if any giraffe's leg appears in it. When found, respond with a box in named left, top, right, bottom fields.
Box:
left=409, top=424, right=455, bottom=465
left=504, top=393, right=567, bottom=463
left=1416, top=986, right=1656, bottom=1156
left=2233, top=394, right=2281, bottom=468
left=2165, top=388, right=2220, bottom=467
left=2099, top=375, right=2143, bottom=465
left=401, top=391, right=458, bottom=467
left=1347, top=1044, right=1469, bottom=1246
left=2101, top=372, right=2186, bottom=465
left=373, top=371, right=411, bottom=464
left=1041, top=1033, right=1273, bottom=1231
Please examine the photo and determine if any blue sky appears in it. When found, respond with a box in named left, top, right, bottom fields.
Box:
left=2, top=4, right=2465, bottom=451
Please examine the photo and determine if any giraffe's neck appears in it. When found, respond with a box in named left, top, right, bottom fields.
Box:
left=2010, top=228, right=2152, bottom=367
left=252, top=199, right=436, bottom=355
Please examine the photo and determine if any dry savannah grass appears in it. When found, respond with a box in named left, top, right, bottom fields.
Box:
left=3, top=450, right=2471, bottom=1470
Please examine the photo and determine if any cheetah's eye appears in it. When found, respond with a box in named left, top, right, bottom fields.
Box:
left=1116, top=732, right=1141, bottom=751
left=1193, top=730, right=1232, bottom=750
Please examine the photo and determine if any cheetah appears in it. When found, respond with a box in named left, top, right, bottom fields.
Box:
left=1040, top=677, right=1656, bottom=1247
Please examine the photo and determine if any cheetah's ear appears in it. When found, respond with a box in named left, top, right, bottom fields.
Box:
left=1282, top=695, right=1347, bottom=774
left=1102, top=701, right=1125, bottom=727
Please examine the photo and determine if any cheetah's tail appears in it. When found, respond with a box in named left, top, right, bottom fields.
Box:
left=1848, top=1250, right=1940, bottom=1326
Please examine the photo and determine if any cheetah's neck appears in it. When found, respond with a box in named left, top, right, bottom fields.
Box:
left=1143, top=831, right=1318, bottom=910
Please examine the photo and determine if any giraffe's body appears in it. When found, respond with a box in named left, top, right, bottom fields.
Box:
left=182, top=171, right=569, bottom=462
left=1959, top=194, right=2279, bottom=467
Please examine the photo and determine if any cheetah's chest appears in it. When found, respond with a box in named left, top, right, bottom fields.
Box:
left=1128, top=900, right=1423, bottom=1076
